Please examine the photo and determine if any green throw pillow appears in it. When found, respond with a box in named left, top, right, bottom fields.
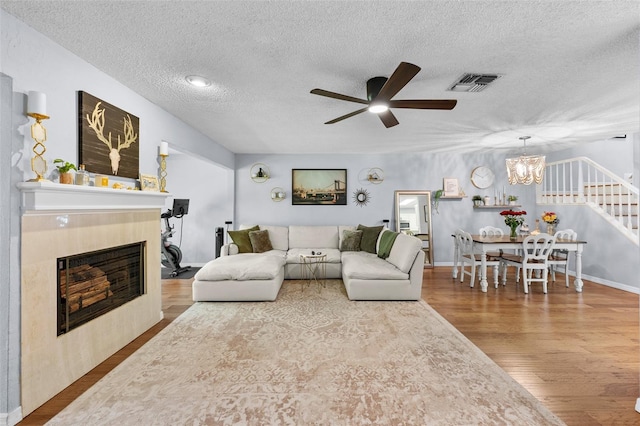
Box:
left=340, top=230, right=363, bottom=251
left=377, top=230, right=399, bottom=259
left=357, top=224, right=384, bottom=254
left=228, top=225, right=260, bottom=253
left=249, top=229, right=273, bottom=253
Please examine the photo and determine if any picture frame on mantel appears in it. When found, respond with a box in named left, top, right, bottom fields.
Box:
left=292, top=169, right=347, bottom=205
left=139, top=173, right=159, bottom=192
left=78, top=91, right=140, bottom=179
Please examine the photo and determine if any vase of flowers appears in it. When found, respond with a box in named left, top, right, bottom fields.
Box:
left=500, top=209, right=527, bottom=239
left=542, top=211, right=559, bottom=234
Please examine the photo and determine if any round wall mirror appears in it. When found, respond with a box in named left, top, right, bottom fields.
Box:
left=353, top=188, right=371, bottom=206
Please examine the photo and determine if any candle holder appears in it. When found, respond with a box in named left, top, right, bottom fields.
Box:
left=26, top=91, right=50, bottom=182
left=159, top=153, right=168, bottom=192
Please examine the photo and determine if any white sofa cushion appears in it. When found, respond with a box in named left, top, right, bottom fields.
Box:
left=195, top=252, right=286, bottom=281
left=341, top=252, right=409, bottom=280
left=386, top=233, right=422, bottom=273
left=259, top=225, right=289, bottom=251
left=286, top=248, right=342, bottom=264
left=289, top=226, right=339, bottom=249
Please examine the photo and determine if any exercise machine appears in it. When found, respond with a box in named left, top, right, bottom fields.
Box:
left=161, top=198, right=191, bottom=277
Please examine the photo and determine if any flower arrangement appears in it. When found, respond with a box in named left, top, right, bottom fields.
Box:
left=500, top=209, right=527, bottom=227
left=542, top=211, right=559, bottom=225
left=500, top=209, right=527, bottom=239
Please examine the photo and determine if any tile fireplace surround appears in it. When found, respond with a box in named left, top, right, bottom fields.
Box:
left=18, top=182, right=169, bottom=416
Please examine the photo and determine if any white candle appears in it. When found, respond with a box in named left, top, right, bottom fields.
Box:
left=159, top=141, right=169, bottom=156
left=27, top=91, right=46, bottom=116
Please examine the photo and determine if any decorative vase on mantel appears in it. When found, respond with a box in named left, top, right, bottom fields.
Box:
left=509, top=225, right=518, bottom=240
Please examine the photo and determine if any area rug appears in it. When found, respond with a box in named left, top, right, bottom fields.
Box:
left=47, top=280, right=564, bottom=425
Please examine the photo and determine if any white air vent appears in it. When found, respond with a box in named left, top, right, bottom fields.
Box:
left=448, top=73, right=502, bottom=92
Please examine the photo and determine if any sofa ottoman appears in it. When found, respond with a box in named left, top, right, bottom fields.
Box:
left=192, top=252, right=286, bottom=301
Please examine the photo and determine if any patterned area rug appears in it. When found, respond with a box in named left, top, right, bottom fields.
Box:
left=48, top=280, right=564, bottom=425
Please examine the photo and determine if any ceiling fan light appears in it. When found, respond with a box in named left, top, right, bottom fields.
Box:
left=185, top=75, right=211, bottom=87
left=368, top=103, right=388, bottom=114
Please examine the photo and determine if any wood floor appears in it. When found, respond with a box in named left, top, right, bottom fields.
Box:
left=20, top=267, right=639, bottom=425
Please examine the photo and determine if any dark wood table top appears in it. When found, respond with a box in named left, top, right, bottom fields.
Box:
left=470, top=234, right=587, bottom=244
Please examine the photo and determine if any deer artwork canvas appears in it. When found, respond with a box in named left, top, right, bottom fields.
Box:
left=78, top=91, right=139, bottom=179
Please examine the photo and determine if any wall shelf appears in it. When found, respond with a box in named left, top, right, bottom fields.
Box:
left=250, top=163, right=270, bottom=183
left=366, top=167, right=384, bottom=184
left=473, top=204, right=521, bottom=209
left=270, top=187, right=286, bottom=202
left=439, top=196, right=467, bottom=199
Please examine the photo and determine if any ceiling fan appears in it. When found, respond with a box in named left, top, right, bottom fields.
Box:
left=310, top=62, right=457, bottom=128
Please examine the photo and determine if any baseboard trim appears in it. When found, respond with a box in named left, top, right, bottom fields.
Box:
left=0, top=406, right=23, bottom=426
left=577, top=272, right=639, bottom=294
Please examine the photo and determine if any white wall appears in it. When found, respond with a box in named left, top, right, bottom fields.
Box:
left=235, top=151, right=534, bottom=262
left=162, top=151, right=234, bottom=265
left=236, top=148, right=639, bottom=292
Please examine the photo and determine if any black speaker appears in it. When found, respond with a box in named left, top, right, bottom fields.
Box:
left=215, top=227, right=224, bottom=258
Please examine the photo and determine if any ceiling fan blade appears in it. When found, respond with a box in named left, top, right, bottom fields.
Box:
left=310, top=89, right=369, bottom=105
left=324, top=107, right=369, bottom=124
left=389, top=99, right=457, bottom=110
left=378, top=110, right=399, bottom=128
left=374, top=62, right=421, bottom=102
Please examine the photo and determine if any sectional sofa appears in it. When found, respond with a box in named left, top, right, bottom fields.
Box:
left=192, top=224, right=425, bottom=301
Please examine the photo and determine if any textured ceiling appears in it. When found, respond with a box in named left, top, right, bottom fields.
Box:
left=2, top=1, right=638, bottom=155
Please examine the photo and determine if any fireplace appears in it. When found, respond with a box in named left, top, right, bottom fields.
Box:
left=19, top=181, right=169, bottom=416
left=57, top=242, right=146, bottom=335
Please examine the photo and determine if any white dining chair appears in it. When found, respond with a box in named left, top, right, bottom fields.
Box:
left=500, top=233, right=556, bottom=294
left=479, top=226, right=503, bottom=238
left=548, top=229, right=577, bottom=287
left=477, top=226, right=505, bottom=280
left=452, top=228, right=465, bottom=280
left=458, top=230, right=501, bottom=288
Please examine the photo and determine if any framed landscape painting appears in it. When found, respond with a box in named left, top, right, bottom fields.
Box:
left=292, top=169, right=347, bottom=205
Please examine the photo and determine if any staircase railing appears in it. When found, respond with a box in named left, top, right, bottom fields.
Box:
left=537, top=156, right=639, bottom=245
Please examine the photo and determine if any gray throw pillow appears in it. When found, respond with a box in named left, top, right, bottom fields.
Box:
left=357, top=224, right=384, bottom=254
left=249, top=229, right=273, bottom=253
left=340, top=230, right=363, bottom=251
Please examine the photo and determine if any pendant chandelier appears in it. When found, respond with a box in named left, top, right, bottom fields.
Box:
left=505, top=136, right=545, bottom=185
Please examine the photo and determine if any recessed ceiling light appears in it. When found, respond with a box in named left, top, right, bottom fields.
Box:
left=185, top=75, right=211, bottom=87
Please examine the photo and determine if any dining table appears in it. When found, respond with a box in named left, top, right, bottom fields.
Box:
left=452, top=234, right=587, bottom=293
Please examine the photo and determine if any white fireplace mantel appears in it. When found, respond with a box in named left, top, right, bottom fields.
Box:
left=17, top=181, right=170, bottom=212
